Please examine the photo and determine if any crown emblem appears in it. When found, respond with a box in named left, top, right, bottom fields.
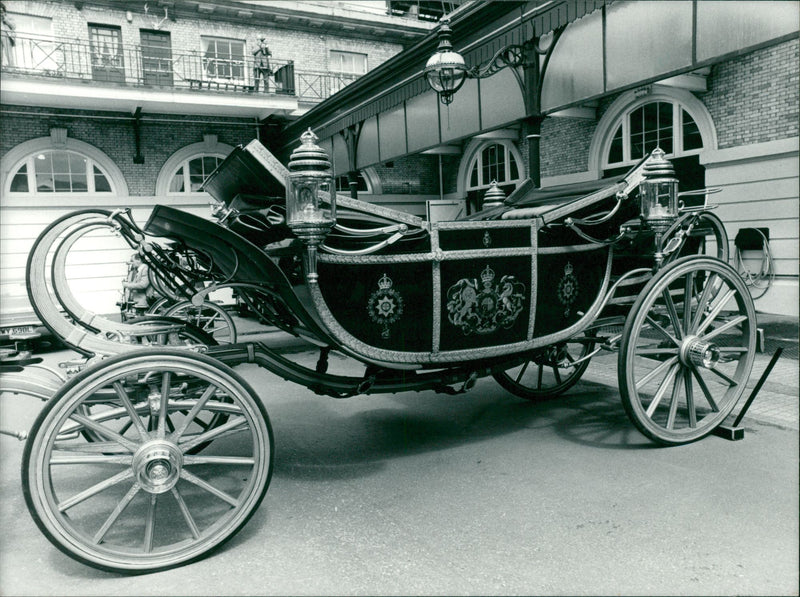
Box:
left=564, top=262, right=573, bottom=275
left=378, top=273, right=393, bottom=290
left=480, top=265, right=495, bottom=287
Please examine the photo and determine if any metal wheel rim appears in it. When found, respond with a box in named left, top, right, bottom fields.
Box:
left=619, top=256, right=755, bottom=445
left=23, top=350, right=272, bottom=573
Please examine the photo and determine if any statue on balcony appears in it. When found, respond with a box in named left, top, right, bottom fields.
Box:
left=253, top=37, right=272, bottom=92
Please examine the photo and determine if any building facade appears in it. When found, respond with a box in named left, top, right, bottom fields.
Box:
left=1, top=0, right=798, bottom=330
left=0, top=0, right=433, bottom=328
left=284, top=0, right=799, bottom=317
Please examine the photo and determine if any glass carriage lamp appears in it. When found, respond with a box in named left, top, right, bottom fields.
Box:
left=424, top=19, right=468, bottom=105
left=287, top=128, right=336, bottom=281
left=639, top=148, right=679, bottom=233
left=639, top=147, right=679, bottom=266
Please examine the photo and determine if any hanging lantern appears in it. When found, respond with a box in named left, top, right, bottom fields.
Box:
left=424, top=19, right=468, bottom=105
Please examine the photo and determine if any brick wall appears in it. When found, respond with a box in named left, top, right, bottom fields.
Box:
left=4, top=1, right=405, bottom=77
left=540, top=117, right=598, bottom=178
left=703, top=38, right=799, bottom=149
left=0, top=106, right=257, bottom=195
left=533, top=38, right=798, bottom=180
left=374, top=154, right=441, bottom=194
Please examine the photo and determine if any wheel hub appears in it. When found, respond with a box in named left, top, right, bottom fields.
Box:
left=680, top=335, right=721, bottom=369
left=132, top=439, right=183, bottom=493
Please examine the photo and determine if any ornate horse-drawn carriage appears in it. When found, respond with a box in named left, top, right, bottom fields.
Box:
left=4, top=131, right=755, bottom=573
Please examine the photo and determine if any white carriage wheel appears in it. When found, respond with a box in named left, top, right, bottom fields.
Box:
left=619, top=256, right=756, bottom=445
left=22, top=349, right=273, bottom=573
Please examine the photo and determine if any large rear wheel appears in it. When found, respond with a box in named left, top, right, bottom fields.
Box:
left=619, top=256, right=755, bottom=445
left=22, top=349, right=273, bottom=573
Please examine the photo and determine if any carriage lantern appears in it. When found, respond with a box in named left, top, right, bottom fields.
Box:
left=287, top=129, right=336, bottom=281
left=639, top=147, right=679, bottom=234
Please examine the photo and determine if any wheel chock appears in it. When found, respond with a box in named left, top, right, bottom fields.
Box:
left=712, top=425, right=745, bottom=441
left=713, top=347, right=782, bottom=441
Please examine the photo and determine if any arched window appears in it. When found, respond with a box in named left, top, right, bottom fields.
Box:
left=604, top=99, right=705, bottom=168
left=467, top=142, right=521, bottom=190
left=155, top=138, right=235, bottom=197
left=167, top=154, right=226, bottom=194
left=5, top=149, right=114, bottom=195
left=462, top=141, right=523, bottom=213
left=589, top=88, right=717, bottom=195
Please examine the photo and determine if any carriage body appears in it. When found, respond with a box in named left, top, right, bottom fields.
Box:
left=5, top=137, right=758, bottom=575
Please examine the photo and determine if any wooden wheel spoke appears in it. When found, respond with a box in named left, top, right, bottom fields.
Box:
left=144, top=494, right=157, bottom=554
left=67, top=413, right=139, bottom=452
left=635, top=347, right=679, bottom=357
left=92, top=482, right=141, bottom=545
left=683, top=271, right=696, bottom=329
left=702, top=315, right=748, bottom=342
left=171, top=486, right=200, bottom=540
left=662, top=288, right=684, bottom=340
left=665, top=368, right=682, bottom=430
left=514, top=361, right=530, bottom=384
left=536, top=363, right=543, bottom=389
left=180, top=469, right=240, bottom=507
left=157, top=371, right=171, bottom=439
left=696, top=288, right=736, bottom=336
left=170, top=384, right=217, bottom=442
left=552, top=366, right=562, bottom=384
left=690, top=272, right=719, bottom=332
left=50, top=452, right=133, bottom=465
left=684, top=369, right=697, bottom=428
left=113, top=381, right=149, bottom=441
left=707, top=365, right=739, bottom=387
left=644, top=315, right=680, bottom=346
left=57, top=469, right=135, bottom=512
left=691, top=367, right=719, bottom=412
left=645, top=362, right=679, bottom=418
left=635, top=355, right=679, bottom=391
left=183, top=455, right=256, bottom=466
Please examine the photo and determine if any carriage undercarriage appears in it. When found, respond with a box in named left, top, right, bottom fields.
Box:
left=1, top=139, right=758, bottom=573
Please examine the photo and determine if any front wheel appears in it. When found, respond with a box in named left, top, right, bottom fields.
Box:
left=619, top=256, right=756, bottom=445
left=22, top=349, right=273, bottom=574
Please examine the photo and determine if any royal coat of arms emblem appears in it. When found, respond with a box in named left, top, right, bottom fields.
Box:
left=557, top=262, right=579, bottom=317
left=446, top=265, right=526, bottom=335
left=367, top=273, right=404, bottom=339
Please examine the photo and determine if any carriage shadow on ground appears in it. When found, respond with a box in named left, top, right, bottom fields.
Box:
left=246, top=369, right=657, bottom=487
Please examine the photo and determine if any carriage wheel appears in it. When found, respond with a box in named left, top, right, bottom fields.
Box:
left=164, top=301, right=237, bottom=344
left=619, top=256, right=755, bottom=445
left=22, top=349, right=273, bottom=573
left=494, top=333, right=596, bottom=400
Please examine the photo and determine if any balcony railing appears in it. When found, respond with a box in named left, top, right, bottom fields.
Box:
left=0, top=32, right=362, bottom=102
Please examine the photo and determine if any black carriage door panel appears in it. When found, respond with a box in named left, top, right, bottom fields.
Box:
left=140, top=30, right=173, bottom=86
left=534, top=249, right=608, bottom=337
left=439, top=256, right=532, bottom=352
left=317, top=262, right=433, bottom=352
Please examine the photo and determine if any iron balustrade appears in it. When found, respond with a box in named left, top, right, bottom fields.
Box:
left=0, top=32, right=362, bottom=101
